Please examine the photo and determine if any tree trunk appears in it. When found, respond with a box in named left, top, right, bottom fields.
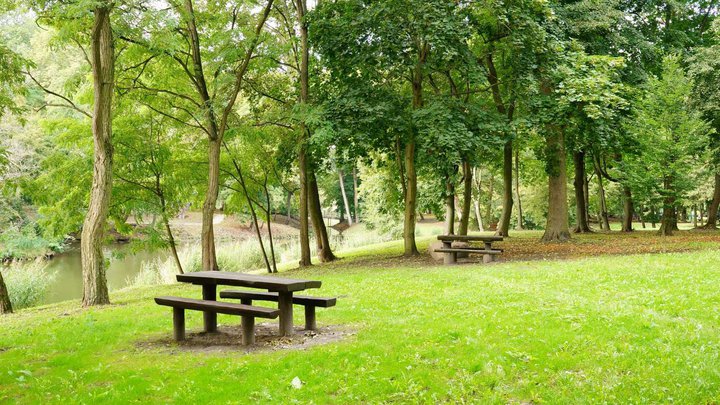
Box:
left=704, top=173, right=720, bottom=229
left=659, top=176, right=676, bottom=236
left=593, top=158, right=610, bottom=231
left=159, top=187, right=183, bottom=275
left=496, top=141, right=513, bottom=236
left=458, top=160, right=472, bottom=235
left=0, top=271, right=12, bottom=314
left=402, top=44, right=426, bottom=257
left=81, top=6, right=114, bottom=307
left=338, top=169, right=352, bottom=225
left=309, top=171, right=336, bottom=262
left=352, top=164, right=360, bottom=223
left=296, top=0, right=312, bottom=266
left=201, top=138, right=220, bottom=271
left=639, top=206, right=647, bottom=228
left=263, top=182, right=278, bottom=273
left=473, top=167, right=484, bottom=231
left=514, top=148, right=524, bottom=231
left=693, top=204, right=698, bottom=228
left=573, top=151, right=591, bottom=233
left=403, top=139, right=419, bottom=255
left=286, top=190, right=292, bottom=224
left=298, top=146, right=311, bottom=266
left=541, top=128, right=570, bottom=242
left=444, top=171, right=456, bottom=235
left=232, top=157, right=272, bottom=273
left=621, top=185, right=634, bottom=232
left=485, top=171, right=495, bottom=229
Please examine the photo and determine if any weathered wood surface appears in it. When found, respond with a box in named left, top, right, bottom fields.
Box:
left=437, top=235, right=503, bottom=242
left=177, top=271, right=322, bottom=292
left=155, top=296, right=280, bottom=318
left=219, top=290, right=337, bottom=307
left=434, top=248, right=503, bottom=254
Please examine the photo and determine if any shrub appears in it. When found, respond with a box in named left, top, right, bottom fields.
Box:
left=2, top=261, right=54, bottom=309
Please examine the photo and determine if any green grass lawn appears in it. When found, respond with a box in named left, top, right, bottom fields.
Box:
left=3, top=242, right=720, bottom=403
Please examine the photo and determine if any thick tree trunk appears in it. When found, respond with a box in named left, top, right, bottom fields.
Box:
left=352, top=165, right=360, bottom=223
left=298, top=146, right=311, bottom=266
left=0, top=271, right=12, bottom=314
left=541, top=128, right=570, bottom=242
left=621, top=185, right=633, bottom=232
left=458, top=160, right=472, bottom=236
left=514, top=148, right=524, bottom=231
left=201, top=138, right=220, bottom=271
left=309, top=171, right=336, bottom=262
left=573, top=151, right=591, bottom=233
left=82, top=7, right=114, bottom=307
left=703, top=173, right=720, bottom=229
left=496, top=141, right=513, bottom=236
left=659, top=177, right=676, bottom=236
left=338, top=169, right=352, bottom=225
left=444, top=172, right=456, bottom=235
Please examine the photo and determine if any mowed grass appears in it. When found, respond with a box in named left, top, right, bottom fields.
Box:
left=2, top=242, right=720, bottom=403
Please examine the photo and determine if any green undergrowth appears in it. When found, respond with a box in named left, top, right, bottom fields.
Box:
left=2, top=247, right=720, bottom=403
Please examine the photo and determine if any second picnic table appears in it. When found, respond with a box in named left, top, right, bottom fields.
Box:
left=176, top=271, right=321, bottom=336
left=436, top=234, right=504, bottom=265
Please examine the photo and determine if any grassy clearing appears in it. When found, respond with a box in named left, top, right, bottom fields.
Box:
left=3, top=239, right=720, bottom=403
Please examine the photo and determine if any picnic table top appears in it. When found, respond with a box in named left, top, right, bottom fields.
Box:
left=176, top=271, right=322, bottom=293
left=437, top=234, right=503, bottom=242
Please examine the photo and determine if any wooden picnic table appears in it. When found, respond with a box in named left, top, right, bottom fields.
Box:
left=436, top=234, right=504, bottom=265
left=177, top=271, right=321, bottom=336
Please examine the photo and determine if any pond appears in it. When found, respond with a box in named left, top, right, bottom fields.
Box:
left=40, top=243, right=169, bottom=305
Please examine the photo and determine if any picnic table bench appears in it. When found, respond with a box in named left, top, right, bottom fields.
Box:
left=155, top=271, right=336, bottom=345
left=436, top=234, right=504, bottom=265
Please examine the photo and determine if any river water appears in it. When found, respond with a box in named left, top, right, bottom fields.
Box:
left=40, top=243, right=168, bottom=304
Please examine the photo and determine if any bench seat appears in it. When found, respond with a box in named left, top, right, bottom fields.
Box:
left=220, top=290, right=336, bottom=330
left=155, top=296, right=279, bottom=345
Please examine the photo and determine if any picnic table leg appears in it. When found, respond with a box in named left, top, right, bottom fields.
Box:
left=278, top=291, right=294, bottom=336
left=173, top=308, right=185, bottom=341
left=202, top=284, right=217, bottom=333
left=241, top=316, right=255, bottom=346
left=304, top=306, right=317, bottom=331
left=442, top=241, right=456, bottom=265
left=484, top=242, right=495, bottom=262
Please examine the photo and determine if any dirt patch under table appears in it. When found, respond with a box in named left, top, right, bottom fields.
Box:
left=138, top=323, right=354, bottom=354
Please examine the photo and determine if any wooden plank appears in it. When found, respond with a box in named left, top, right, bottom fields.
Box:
left=435, top=248, right=502, bottom=255
left=176, top=271, right=322, bottom=292
left=154, top=296, right=280, bottom=318
left=437, top=235, right=503, bottom=242
left=219, top=290, right=337, bottom=307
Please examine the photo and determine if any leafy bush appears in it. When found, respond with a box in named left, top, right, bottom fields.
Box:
left=0, top=224, right=62, bottom=261
left=2, top=261, right=54, bottom=309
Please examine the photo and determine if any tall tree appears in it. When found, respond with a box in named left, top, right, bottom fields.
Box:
left=119, top=0, right=274, bottom=271
left=625, top=56, right=712, bottom=236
